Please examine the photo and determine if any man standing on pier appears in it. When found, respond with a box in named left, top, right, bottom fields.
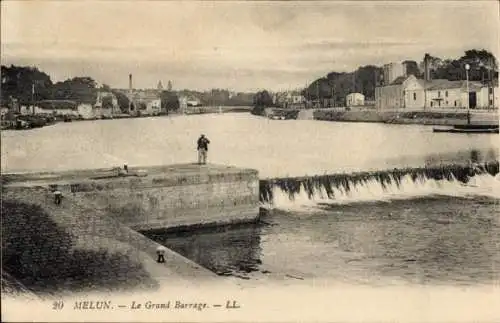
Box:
left=197, top=134, right=210, bottom=165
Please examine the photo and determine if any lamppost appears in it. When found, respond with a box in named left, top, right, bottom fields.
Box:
left=465, top=63, right=470, bottom=124
left=31, top=82, right=36, bottom=115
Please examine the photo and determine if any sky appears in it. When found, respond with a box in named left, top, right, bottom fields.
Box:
left=1, top=1, right=499, bottom=92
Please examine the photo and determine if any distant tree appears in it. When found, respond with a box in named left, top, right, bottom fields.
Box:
left=459, top=49, right=498, bottom=82
left=101, top=84, right=112, bottom=92
left=111, top=90, right=130, bottom=113
left=1, top=65, right=53, bottom=106
left=160, top=91, right=179, bottom=113
left=52, top=77, right=98, bottom=104
left=253, top=90, right=273, bottom=107
left=403, top=60, right=421, bottom=77
left=422, top=49, right=498, bottom=82
left=227, top=92, right=255, bottom=106
left=305, top=65, right=382, bottom=103
left=101, top=96, right=114, bottom=110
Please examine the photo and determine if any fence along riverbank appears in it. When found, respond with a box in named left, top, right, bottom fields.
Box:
left=259, top=161, right=499, bottom=206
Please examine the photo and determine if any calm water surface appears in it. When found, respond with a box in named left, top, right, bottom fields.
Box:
left=1, top=113, right=498, bottom=176
left=2, top=113, right=499, bottom=286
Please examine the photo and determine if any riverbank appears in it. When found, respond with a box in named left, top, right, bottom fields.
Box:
left=0, top=106, right=253, bottom=131
left=313, top=108, right=499, bottom=126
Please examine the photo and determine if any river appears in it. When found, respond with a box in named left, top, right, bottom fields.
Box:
left=1, top=113, right=498, bottom=177
left=2, top=113, right=499, bottom=287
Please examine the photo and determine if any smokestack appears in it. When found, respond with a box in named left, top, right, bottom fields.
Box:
left=423, top=54, right=430, bottom=81
left=129, top=74, right=133, bottom=92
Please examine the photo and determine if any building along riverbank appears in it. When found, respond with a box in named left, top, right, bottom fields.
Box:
left=313, top=107, right=498, bottom=126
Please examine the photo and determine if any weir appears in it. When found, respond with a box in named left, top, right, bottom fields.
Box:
left=259, top=161, right=499, bottom=204
left=2, top=160, right=499, bottom=296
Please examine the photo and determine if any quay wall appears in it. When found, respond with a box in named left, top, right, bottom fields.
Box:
left=313, top=108, right=499, bottom=125
left=3, top=164, right=260, bottom=232
left=1, top=185, right=216, bottom=295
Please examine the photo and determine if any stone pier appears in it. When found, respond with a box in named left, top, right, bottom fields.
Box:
left=3, top=163, right=260, bottom=231
left=1, top=163, right=260, bottom=294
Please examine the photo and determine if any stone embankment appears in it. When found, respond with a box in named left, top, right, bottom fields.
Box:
left=313, top=108, right=498, bottom=126
left=1, top=163, right=261, bottom=297
left=1, top=185, right=217, bottom=296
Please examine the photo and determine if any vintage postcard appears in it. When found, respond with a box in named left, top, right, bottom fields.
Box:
left=1, top=0, right=499, bottom=322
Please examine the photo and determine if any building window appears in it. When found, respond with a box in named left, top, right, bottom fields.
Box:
left=454, top=101, right=457, bottom=107
left=446, top=101, right=448, bottom=105
left=489, top=87, right=493, bottom=94
left=413, top=93, right=416, bottom=101
left=445, top=91, right=448, bottom=97
left=431, top=101, right=434, bottom=107
left=490, top=99, right=494, bottom=106
left=438, top=91, right=441, bottom=98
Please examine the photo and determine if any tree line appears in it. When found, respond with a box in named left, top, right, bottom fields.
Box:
left=251, top=49, right=498, bottom=109
left=0, top=65, right=181, bottom=113
left=1, top=65, right=99, bottom=106
left=302, top=49, right=498, bottom=105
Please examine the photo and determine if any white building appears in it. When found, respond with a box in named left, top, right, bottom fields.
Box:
left=424, top=80, right=482, bottom=109
left=31, top=100, right=79, bottom=116
left=187, top=99, right=201, bottom=107
left=375, top=75, right=421, bottom=110
left=376, top=75, right=498, bottom=110
left=95, top=91, right=119, bottom=116
left=382, top=62, right=406, bottom=85
left=346, top=93, right=365, bottom=107
left=0, top=107, right=9, bottom=117
left=146, top=99, right=161, bottom=115
left=477, top=83, right=499, bottom=109
left=77, top=103, right=94, bottom=119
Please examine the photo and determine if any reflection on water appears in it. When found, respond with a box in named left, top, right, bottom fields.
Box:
left=146, top=197, right=500, bottom=286
left=1, top=114, right=497, bottom=177
left=3, top=114, right=498, bottom=286
left=143, top=224, right=263, bottom=279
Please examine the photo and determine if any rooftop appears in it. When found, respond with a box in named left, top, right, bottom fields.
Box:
left=424, top=79, right=483, bottom=91
left=390, top=76, right=407, bottom=85
left=387, top=76, right=487, bottom=90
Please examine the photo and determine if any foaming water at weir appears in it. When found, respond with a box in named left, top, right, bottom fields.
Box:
left=259, top=161, right=500, bottom=210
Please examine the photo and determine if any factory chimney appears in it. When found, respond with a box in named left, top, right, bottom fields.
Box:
left=128, top=74, right=133, bottom=114
left=423, top=54, right=431, bottom=81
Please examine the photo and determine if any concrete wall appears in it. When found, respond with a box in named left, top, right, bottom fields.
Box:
left=375, top=84, right=404, bottom=110
left=403, top=77, right=425, bottom=110
left=346, top=93, right=365, bottom=107
left=1, top=184, right=216, bottom=295
left=4, top=164, right=260, bottom=232
left=478, top=86, right=499, bottom=109
left=426, top=88, right=465, bottom=109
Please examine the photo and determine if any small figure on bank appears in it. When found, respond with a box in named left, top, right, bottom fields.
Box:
left=54, top=190, right=63, bottom=205
left=156, top=245, right=167, bottom=263
left=197, top=134, right=210, bottom=165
